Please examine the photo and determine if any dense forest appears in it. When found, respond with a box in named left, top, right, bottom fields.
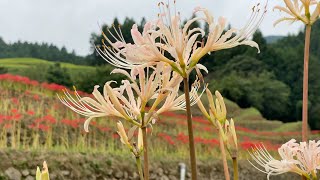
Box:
left=0, top=38, right=86, bottom=64
left=1, top=16, right=320, bottom=129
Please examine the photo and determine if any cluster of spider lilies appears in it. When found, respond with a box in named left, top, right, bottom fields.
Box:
left=53, top=0, right=320, bottom=180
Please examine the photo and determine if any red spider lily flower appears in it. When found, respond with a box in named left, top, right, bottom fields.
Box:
left=98, top=126, right=111, bottom=132
left=11, top=98, right=19, bottom=105
left=4, top=124, right=12, bottom=129
left=28, top=124, right=36, bottom=129
left=38, top=124, right=50, bottom=131
left=33, top=94, right=40, bottom=101
left=27, top=110, right=35, bottom=116
left=11, top=109, right=18, bottom=114
left=13, top=114, right=22, bottom=120
left=41, top=82, right=66, bottom=91
left=43, top=115, right=57, bottom=124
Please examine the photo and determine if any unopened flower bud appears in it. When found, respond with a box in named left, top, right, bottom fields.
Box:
left=224, top=119, right=238, bottom=158
left=137, top=128, right=143, bottom=151
left=117, top=121, right=130, bottom=145
left=36, top=161, right=50, bottom=180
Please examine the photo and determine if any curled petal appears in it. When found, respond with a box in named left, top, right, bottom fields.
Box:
left=241, top=40, right=260, bottom=53
left=84, top=117, right=94, bottom=132
left=273, top=17, right=298, bottom=26
left=196, top=64, right=208, bottom=74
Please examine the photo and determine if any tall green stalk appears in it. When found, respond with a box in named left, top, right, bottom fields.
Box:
left=141, top=111, right=149, bottom=180
left=219, top=132, right=230, bottom=180
left=135, top=157, right=144, bottom=180
left=302, top=25, right=311, bottom=142
left=311, top=170, right=317, bottom=180
left=183, top=77, right=198, bottom=180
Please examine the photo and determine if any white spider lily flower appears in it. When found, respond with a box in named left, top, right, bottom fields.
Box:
left=153, top=1, right=266, bottom=75
left=156, top=78, right=204, bottom=114
left=111, top=63, right=182, bottom=104
left=295, top=140, right=320, bottom=174
left=273, top=0, right=320, bottom=26
left=191, top=3, right=266, bottom=62
left=95, top=1, right=264, bottom=77
left=95, top=21, right=172, bottom=69
left=58, top=63, right=202, bottom=132
left=248, top=139, right=320, bottom=179
left=58, top=82, right=141, bottom=132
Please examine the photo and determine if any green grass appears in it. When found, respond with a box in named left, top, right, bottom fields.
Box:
left=0, top=58, right=94, bottom=70
left=0, top=58, right=95, bottom=75
left=0, top=58, right=96, bottom=83
left=274, top=121, right=302, bottom=132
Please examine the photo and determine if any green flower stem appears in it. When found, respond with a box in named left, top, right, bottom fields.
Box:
left=135, top=156, right=144, bottom=180
left=141, top=111, right=149, bottom=180
left=183, top=77, right=198, bottom=180
left=219, top=132, right=230, bottom=180
left=302, top=25, right=311, bottom=142
left=311, top=171, right=317, bottom=180
left=232, top=157, right=238, bottom=180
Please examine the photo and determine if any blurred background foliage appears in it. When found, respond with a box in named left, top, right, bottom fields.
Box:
left=1, top=16, right=320, bottom=130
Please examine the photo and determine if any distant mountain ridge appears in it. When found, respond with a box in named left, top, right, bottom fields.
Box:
left=265, top=35, right=285, bottom=44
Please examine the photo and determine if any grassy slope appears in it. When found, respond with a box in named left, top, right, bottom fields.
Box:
left=0, top=58, right=95, bottom=78
left=0, top=58, right=304, bottom=133
left=193, top=92, right=303, bottom=133
left=0, top=58, right=93, bottom=70
left=0, top=58, right=310, bottom=141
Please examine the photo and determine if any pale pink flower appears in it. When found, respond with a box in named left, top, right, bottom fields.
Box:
left=58, top=63, right=201, bottom=132
left=193, top=3, right=266, bottom=55
left=95, top=1, right=265, bottom=77
left=96, top=21, right=170, bottom=69
left=249, top=139, right=320, bottom=179
left=148, top=1, right=266, bottom=75
left=58, top=81, right=138, bottom=132
left=273, top=0, right=320, bottom=26
left=156, top=78, right=203, bottom=114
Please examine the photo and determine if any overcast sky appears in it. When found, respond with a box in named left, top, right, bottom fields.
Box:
left=0, top=0, right=305, bottom=56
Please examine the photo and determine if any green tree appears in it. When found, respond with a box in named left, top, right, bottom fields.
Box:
left=0, top=67, right=8, bottom=74
left=211, top=71, right=291, bottom=120
left=74, top=65, right=125, bottom=93
left=46, top=63, right=72, bottom=87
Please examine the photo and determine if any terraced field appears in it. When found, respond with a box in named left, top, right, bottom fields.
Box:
left=1, top=73, right=318, bottom=160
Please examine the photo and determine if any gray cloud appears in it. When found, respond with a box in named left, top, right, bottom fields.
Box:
left=0, top=0, right=304, bottom=56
